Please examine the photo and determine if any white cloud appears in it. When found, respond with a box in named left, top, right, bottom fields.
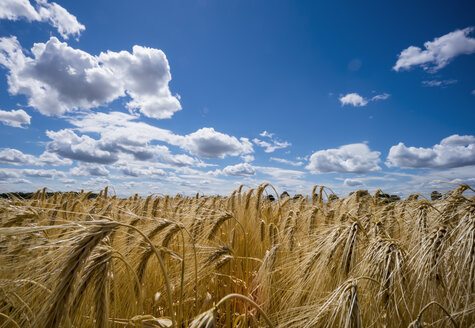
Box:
left=0, top=0, right=85, bottom=39
left=0, top=169, right=20, bottom=180
left=255, top=166, right=306, bottom=180
left=241, top=155, right=255, bottom=163
left=119, top=164, right=166, bottom=178
left=0, top=37, right=120, bottom=116
left=253, top=138, right=291, bottom=153
left=0, top=0, right=39, bottom=21
left=371, top=93, right=391, bottom=101
left=0, top=171, right=31, bottom=186
left=306, top=143, right=381, bottom=174
left=22, top=168, right=65, bottom=178
left=70, top=164, right=109, bottom=177
left=81, top=177, right=110, bottom=189
left=69, top=111, right=171, bottom=142
left=45, top=112, right=252, bottom=166
left=36, top=0, right=85, bottom=39
left=259, top=131, right=274, bottom=138
left=222, top=163, right=256, bottom=177
left=251, top=166, right=308, bottom=194
left=339, top=92, right=390, bottom=107
left=0, top=109, right=31, bottom=128
left=386, top=134, right=475, bottom=169
left=0, top=148, right=35, bottom=165
left=158, top=151, right=197, bottom=167
left=181, top=128, right=253, bottom=159
left=421, top=79, right=457, bottom=87
left=393, top=27, right=475, bottom=72
left=339, top=93, right=368, bottom=107
left=98, top=45, right=181, bottom=119
left=215, top=165, right=307, bottom=195
left=0, top=148, right=71, bottom=166
left=253, top=132, right=290, bottom=153
left=270, top=157, right=303, bottom=167
left=37, top=151, right=72, bottom=166
left=343, top=178, right=364, bottom=187
left=46, top=129, right=119, bottom=164
left=12, top=178, right=32, bottom=184
left=378, top=166, right=475, bottom=195
left=0, top=37, right=181, bottom=118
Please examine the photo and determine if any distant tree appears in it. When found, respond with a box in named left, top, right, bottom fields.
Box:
left=328, top=194, right=339, bottom=202
left=389, top=195, right=401, bottom=202
left=0, top=191, right=99, bottom=199
left=293, top=194, right=303, bottom=200
left=280, top=191, right=290, bottom=199
left=431, top=191, right=442, bottom=201
left=407, top=193, right=419, bottom=201
left=356, top=190, right=370, bottom=198
left=266, top=194, right=275, bottom=202
left=0, top=192, right=34, bottom=199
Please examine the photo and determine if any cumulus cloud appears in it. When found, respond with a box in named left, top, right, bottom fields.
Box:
left=37, top=151, right=73, bottom=166
left=0, top=169, right=20, bottom=180
left=241, top=155, right=255, bottom=163
left=0, top=37, right=120, bottom=116
left=251, top=166, right=308, bottom=194
left=81, top=177, right=110, bottom=189
left=306, top=143, right=381, bottom=174
left=386, top=134, right=475, bottom=169
left=49, top=112, right=253, bottom=164
left=0, top=0, right=85, bottom=39
left=270, top=157, right=303, bottom=167
left=70, top=164, right=109, bottom=177
left=99, top=46, right=181, bottom=119
left=222, top=163, right=256, bottom=177
left=393, top=27, right=475, bottom=72
left=255, top=166, right=306, bottom=180
left=60, top=178, right=76, bottom=184
left=46, top=129, right=119, bottom=164
left=71, top=110, right=253, bottom=160
left=181, top=128, right=253, bottom=159
left=0, top=37, right=181, bottom=118
left=339, top=93, right=368, bottom=107
left=421, top=79, right=457, bottom=87
left=253, top=138, right=291, bottom=153
left=344, top=178, right=364, bottom=187
left=119, top=165, right=166, bottom=178
left=158, top=151, right=197, bottom=167
left=339, top=93, right=390, bottom=107
left=22, top=168, right=65, bottom=178
left=0, top=148, right=71, bottom=166
left=253, top=131, right=290, bottom=153
left=0, top=0, right=39, bottom=21
left=0, top=148, right=35, bottom=165
left=0, top=109, right=31, bottom=128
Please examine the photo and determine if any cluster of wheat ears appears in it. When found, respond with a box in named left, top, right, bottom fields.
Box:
left=0, top=183, right=474, bottom=328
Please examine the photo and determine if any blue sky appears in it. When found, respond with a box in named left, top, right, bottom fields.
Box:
left=0, top=0, right=474, bottom=197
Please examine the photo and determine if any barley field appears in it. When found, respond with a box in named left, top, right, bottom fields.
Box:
left=0, top=184, right=474, bottom=328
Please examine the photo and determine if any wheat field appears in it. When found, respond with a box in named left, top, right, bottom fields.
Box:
left=0, top=184, right=474, bottom=327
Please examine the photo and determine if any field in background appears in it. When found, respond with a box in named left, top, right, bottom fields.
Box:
left=0, top=184, right=474, bottom=327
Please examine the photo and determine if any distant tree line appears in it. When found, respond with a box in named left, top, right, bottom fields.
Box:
left=0, top=189, right=450, bottom=202
left=266, top=190, right=450, bottom=203
left=0, top=191, right=99, bottom=199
